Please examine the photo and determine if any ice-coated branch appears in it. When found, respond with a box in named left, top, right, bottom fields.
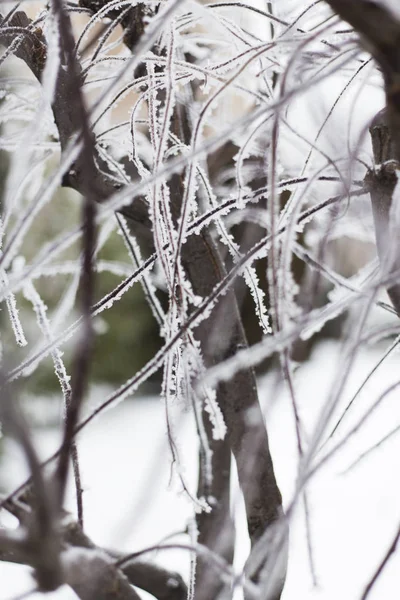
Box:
left=322, top=2, right=400, bottom=593
left=164, top=77, right=284, bottom=600
left=0, top=8, right=152, bottom=240
left=62, top=519, right=188, bottom=600
left=45, top=0, right=97, bottom=524
left=0, top=3, right=286, bottom=597
left=324, top=0, right=400, bottom=163
left=324, top=1, right=400, bottom=314
left=365, top=122, right=400, bottom=314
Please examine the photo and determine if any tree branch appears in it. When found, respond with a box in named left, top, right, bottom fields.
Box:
left=324, top=1, right=400, bottom=315
left=0, top=9, right=152, bottom=239
left=324, top=1, right=400, bottom=162
left=0, top=4, right=285, bottom=597
left=62, top=547, right=142, bottom=600
left=0, top=376, right=62, bottom=592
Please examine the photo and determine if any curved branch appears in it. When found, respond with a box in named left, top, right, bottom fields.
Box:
left=325, top=1, right=400, bottom=315
left=324, top=0, right=400, bottom=161
left=0, top=8, right=152, bottom=238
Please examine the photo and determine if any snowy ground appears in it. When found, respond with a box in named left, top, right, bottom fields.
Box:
left=1, top=339, right=400, bottom=599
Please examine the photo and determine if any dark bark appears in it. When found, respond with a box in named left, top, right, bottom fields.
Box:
left=0, top=3, right=285, bottom=598
left=1, top=498, right=188, bottom=600
left=324, top=1, right=400, bottom=163
left=321, top=6, right=400, bottom=594
left=62, top=548, right=143, bottom=600
left=323, top=1, right=400, bottom=313
left=0, top=376, right=62, bottom=592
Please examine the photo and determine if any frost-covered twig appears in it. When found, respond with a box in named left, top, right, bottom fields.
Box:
left=23, top=282, right=84, bottom=526
left=37, top=0, right=97, bottom=519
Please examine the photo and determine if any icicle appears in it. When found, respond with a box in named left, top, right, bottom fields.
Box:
left=177, top=339, right=214, bottom=490
left=180, top=329, right=227, bottom=444
left=161, top=340, right=205, bottom=510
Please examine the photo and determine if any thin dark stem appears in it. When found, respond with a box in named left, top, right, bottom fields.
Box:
left=114, top=541, right=257, bottom=598
left=0, top=386, right=51, bottom=539
left=0, top=376, right=62, bottom=591
left=327, top=334, right=400, bottom=442
left=0, top=189, right=357, bottom=523
left=50, top=0, right=97, bottom=516
left=70, top=440, right=84, bottom=527
left=361, top=521, right=400, bottom=600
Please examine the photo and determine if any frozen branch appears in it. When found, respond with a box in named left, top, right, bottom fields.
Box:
left=323, top=0, right=400, bottom=163
left=0, top=8, right=152, bottom=240
left=0, top=376, right=62, bottom=592
left=0, top=3, right=286, bottom=598
left=324, top=0, right=400, bottom=314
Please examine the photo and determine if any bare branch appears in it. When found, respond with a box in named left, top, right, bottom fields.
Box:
left=62, top=547, right=142, bottom=600
left=361, top=519, right=400, bottom=600
left=46, top=0, right=97, bottom=521
left=324, top=0, right=400, bottom=161
left=0, top=376, right=62, bottom=592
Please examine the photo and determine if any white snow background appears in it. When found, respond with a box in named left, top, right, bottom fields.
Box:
left=1, top=1, right=400, bottom=599
left=2, top=338, right=400, bottom=600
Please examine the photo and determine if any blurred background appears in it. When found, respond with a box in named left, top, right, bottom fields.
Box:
left=2, top=2, right=400, bottom=600
left=0, top=0, right=391, bottom=405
